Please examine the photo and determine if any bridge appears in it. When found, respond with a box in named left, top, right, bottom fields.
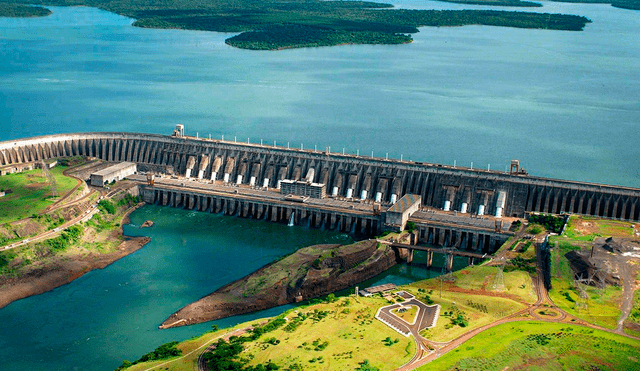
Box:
left=380, top=240, right=487, bottom=271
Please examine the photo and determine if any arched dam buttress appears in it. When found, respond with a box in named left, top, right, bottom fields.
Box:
left=2, top=131, right=639, bottom=254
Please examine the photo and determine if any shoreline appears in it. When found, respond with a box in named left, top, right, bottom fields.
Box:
left=160, top=240, right=398, bottom=328
left=0, top=203, right=150, bottom=309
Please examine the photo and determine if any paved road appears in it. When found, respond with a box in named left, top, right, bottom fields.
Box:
left=396, top=236, right=640, bottom=371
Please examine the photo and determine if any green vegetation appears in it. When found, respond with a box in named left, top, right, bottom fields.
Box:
left=0, top=0, right=591, bottom=50
left=0, top=166, right=78, bottom=224
left=442, top=304, right=469, bottom=328
left=546, top=216, right=630, bottom=329
left=117, top=342, right=182, bottom=370
left=382, top=336, right=400, bottom=346
left=198, top=317, right=286, bottom=371
left=98, top=199, right=116, bottom=214
left=0, top=2, right=50, bottom=17
left=552, top=0, right=640, bottom=11
left=356, top=360, right=380, bottom=371
left=405, top=221, right=416, bottom=233
left=437, top=0, right=542, bottom=7
left=529, top=214, right=565, bottom=234
left=626, top=289, right=640, bottom=336
left=37, top=225, right=83, bottom=252
left=421, top=322, right=640, bottom=371
left=550, top=277, right=622, bottom=329
left=1, top=191, right=138, bottom=280
left=505, top=255, right=536, bottom=273
left=391, top=305, right=418, bottom=323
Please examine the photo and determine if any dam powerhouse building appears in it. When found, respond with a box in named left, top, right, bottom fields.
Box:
left=1, top=127, right=639, bottom=255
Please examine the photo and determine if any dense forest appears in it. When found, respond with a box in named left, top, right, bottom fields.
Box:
left=436, top=0, right=543, bottom=7
left=0, top=0, right=595, bottom=49
left=553, top=0, right=640, bottom=10
left=438, top=0, right=639, bottom=10
left=0, top=2, right=50, bottom=17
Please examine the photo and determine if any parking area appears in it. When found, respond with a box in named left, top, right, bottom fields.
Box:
left=375, top=294, right=440, bottom=337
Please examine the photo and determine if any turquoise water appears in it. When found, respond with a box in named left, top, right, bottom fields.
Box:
left=0, top=205, right=459, bottom=371
left=1, top=3, right=638, bottom=186
left=0, top=206, right=353, bottom=371
left=0, top=2, right=638, bottom=369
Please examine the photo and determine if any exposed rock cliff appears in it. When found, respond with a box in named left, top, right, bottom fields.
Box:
left=160, top=240, right=397, bottom=328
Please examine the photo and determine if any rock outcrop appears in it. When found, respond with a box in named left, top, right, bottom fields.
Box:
left=160, top=240, right=397, bottom=328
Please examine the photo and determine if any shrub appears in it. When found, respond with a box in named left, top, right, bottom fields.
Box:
left=98, top=200, right=116, bottom=214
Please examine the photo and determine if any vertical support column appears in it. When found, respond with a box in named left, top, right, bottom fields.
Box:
left=427, top=251, right=433, bottom=268
left=446, top=254, right=454, bottom=272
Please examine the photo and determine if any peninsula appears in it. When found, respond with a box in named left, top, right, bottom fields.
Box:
left=160, top=240, right=398, bottom=328
left=0, top=159, right=150, bottom=309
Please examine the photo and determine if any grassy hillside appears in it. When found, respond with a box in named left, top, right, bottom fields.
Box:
left=421, top=321, right=640, bottom=370
left=0, top=166, right=78, bottom=224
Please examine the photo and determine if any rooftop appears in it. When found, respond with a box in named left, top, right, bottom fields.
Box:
left=91, top=162, right=136, bottom=176
left=387, top=194, right=421, bottom=214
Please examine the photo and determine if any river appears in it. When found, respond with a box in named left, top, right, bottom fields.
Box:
left=0, top=2, right=638, bottom=370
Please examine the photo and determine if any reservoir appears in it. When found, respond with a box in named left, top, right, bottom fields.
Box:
left=0, top=1, right=638, bottom=370
left=1, top=2, right=638, bottom=186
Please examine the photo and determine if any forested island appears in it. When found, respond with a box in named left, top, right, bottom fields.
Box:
left=0, top=3, right=50, bottom=17
left=0, top=0, right=594, bottom=50
left=436, top=0, right=543, bottom=7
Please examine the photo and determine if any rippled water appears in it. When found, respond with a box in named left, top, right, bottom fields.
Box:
left=0, top=2, right=638, bottom=369
left=1, top=3, right=638, bottom=186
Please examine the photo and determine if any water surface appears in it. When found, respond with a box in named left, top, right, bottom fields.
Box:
left=1, top=2, right=638, bottom=186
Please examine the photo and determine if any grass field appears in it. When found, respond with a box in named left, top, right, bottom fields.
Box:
left=242, top=297, right=414, bottom=370
left=421, top=321, right=640, bottom=371
left=418, top=291, right=524, bottom=342
left=125, top=296, right=414, bottom=371
left=550, top=215, right=635, bottom=247
left=549, top=278, right=622, bottom=329
left=546, top=215, right=632, bottom=330
left=0, top=167, right=77, bottom=223
left=392, top=305, right=418, bottom=324
left=418, top=266, right=537, bottom=305
left=625, top=289, right=640, bottom=337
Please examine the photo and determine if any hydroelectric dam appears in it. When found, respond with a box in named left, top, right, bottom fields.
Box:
left=2, top=128, right=639, bottom=255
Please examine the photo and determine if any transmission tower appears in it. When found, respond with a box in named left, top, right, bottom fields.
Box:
left=41, top=161, right=57, bottom=198
left=439, top=246, right=456, bottom=298
left=594, top=267, right=608, bottom=294
left=574, top=278, right=591, bottom=312
left=491, top=257, right=506, bottom=292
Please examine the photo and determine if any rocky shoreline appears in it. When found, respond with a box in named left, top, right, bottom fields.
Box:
left=0, top=236, right=150, bottom=309
left=160, top=239, right=399, bottom=328
left=0, top=203, right=150, bottom=309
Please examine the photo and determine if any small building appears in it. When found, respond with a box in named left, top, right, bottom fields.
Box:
left=280, top=179, right=326, bottom=199
left=90, top=162, right=136, bottom=187
left=385, top=194, right=421, bottom=231
left=362, top=283, right=397, bottom=295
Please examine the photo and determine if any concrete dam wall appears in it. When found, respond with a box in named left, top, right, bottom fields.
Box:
left=1, top=132, right=640, bottom=221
